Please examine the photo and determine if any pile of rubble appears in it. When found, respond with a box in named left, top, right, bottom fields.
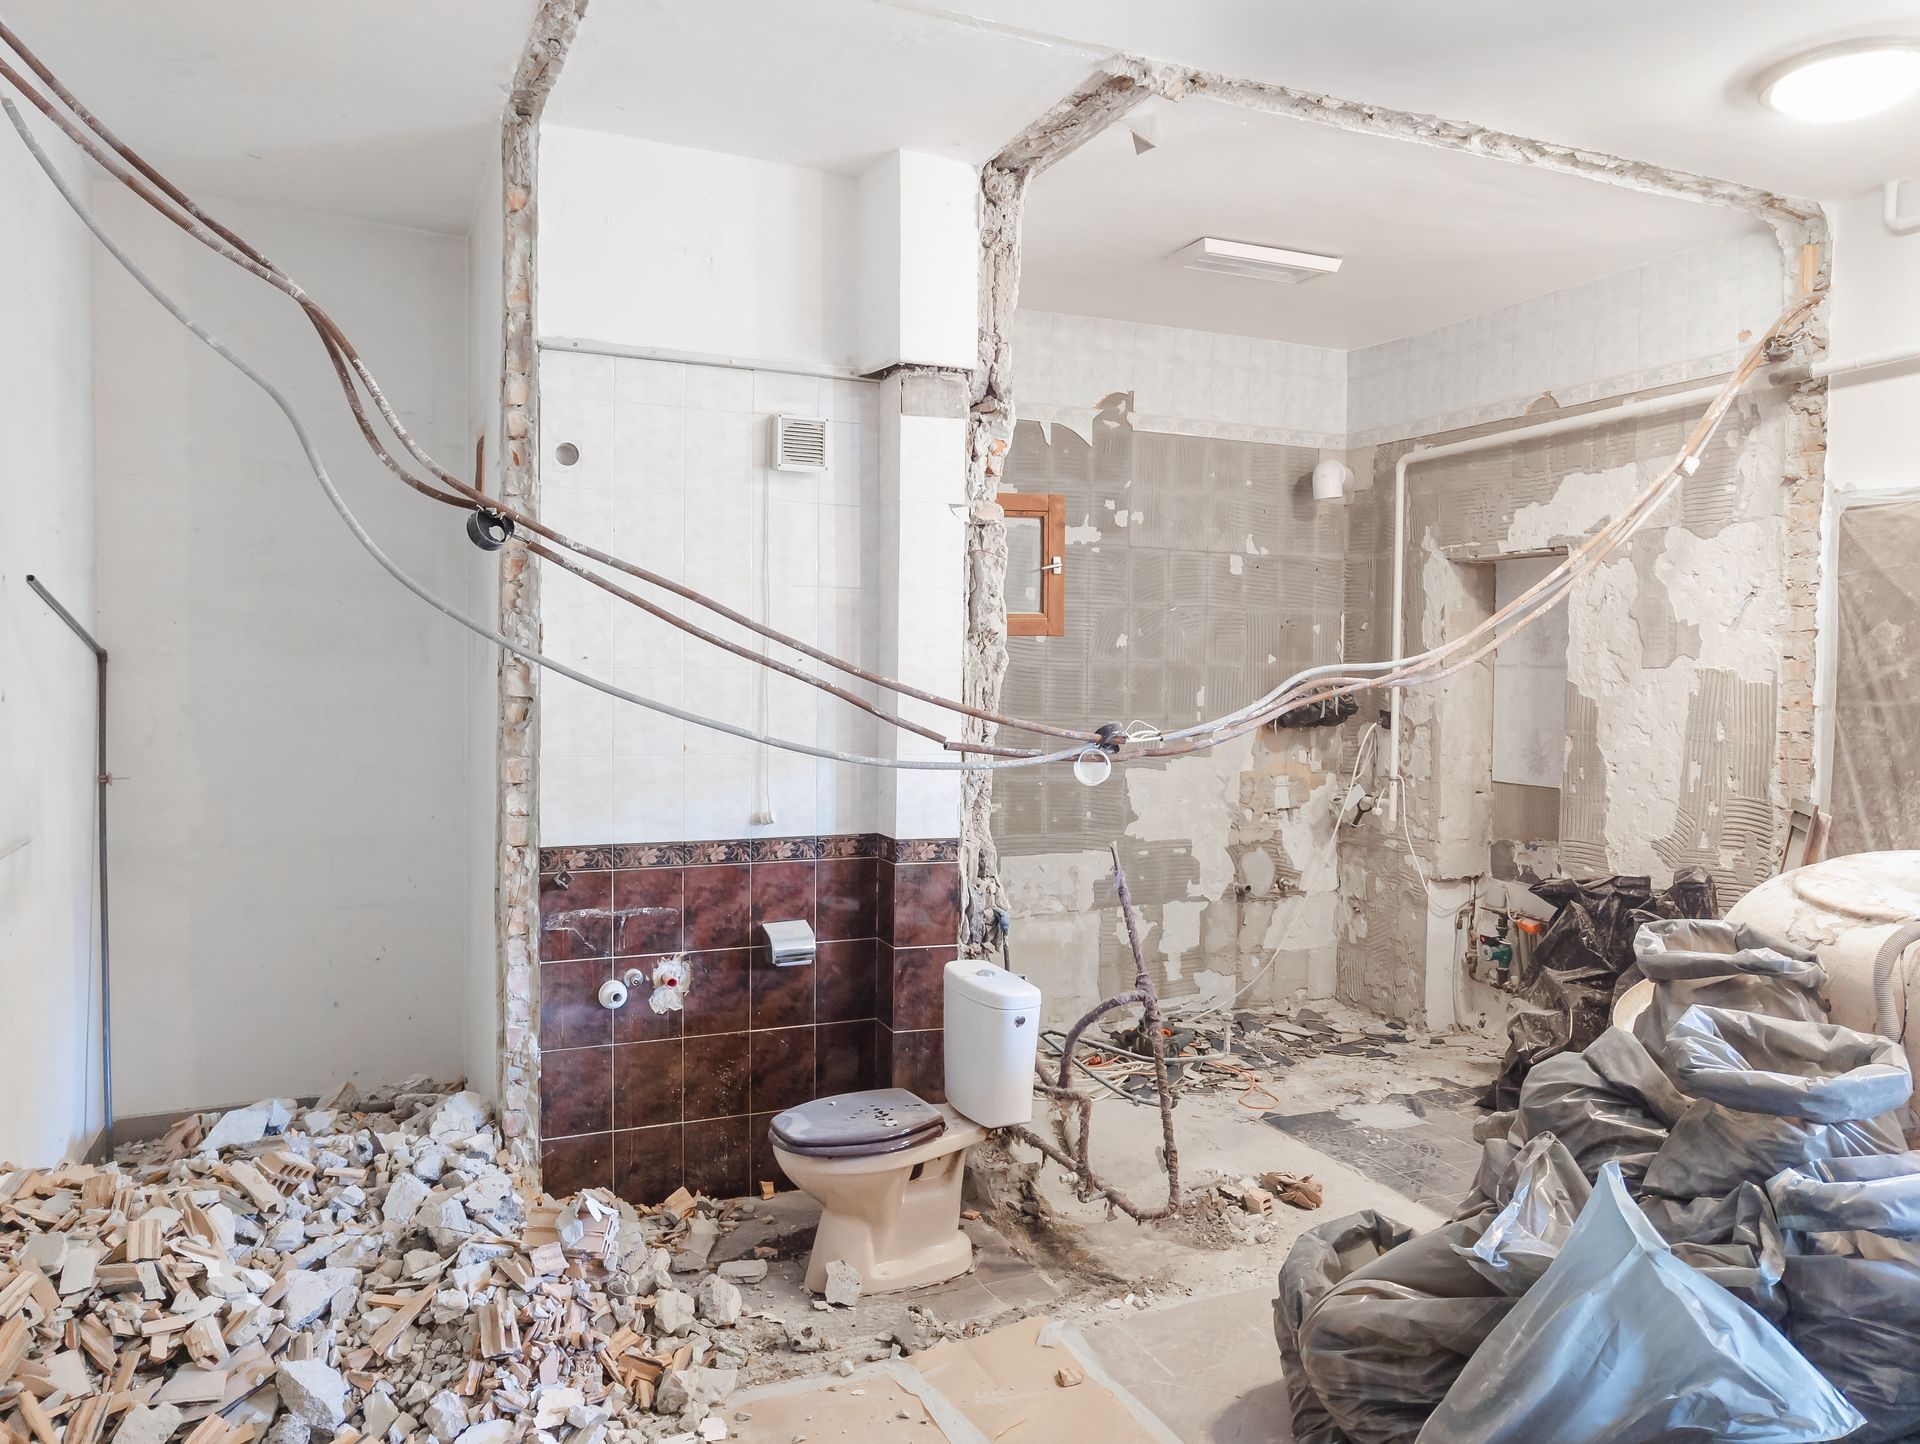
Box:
left=0, top=1079, right=781, bottom=1444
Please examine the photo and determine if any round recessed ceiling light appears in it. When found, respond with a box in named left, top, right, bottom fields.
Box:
left=1759, top=39, right=1920, bottom=122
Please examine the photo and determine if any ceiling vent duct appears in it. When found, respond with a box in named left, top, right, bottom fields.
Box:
left=772, top=414, right=829, bottom=472
left=1171, top=237, right=1343, bottom=284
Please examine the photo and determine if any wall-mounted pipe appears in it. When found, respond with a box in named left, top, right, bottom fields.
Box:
left=1383, top=343, right=1920, bottom=826
left=26, top=574, right=112, bottom=1159
left=1885, top=179, right=1920, bottom=237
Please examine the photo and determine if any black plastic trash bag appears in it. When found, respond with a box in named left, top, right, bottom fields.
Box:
left=1769, top=1151, right=1920, bottom=1239
left=1482, top=870, right=1717, bottom=1109
left=1665, top=1006, right=1911, bottom=1123
left=1416, top=1165, right=1863, bottom=1444
left=1630, top=919, right=1828, bottom=1067
left=1769, top=1154, right=1920, bottom=1444
left=1455, top=1133, right=1589, bottom=1294
left=1638, top=1181, right=1788, bottom=1319
left=1505, top=1026, right=1686, bottom=1185
left=1286, top=1216, right=1515, bottom=1444
left=1274, top=1212, right=1418, bottom=1444
left=1642, top=1005, right=1910, bottom=1199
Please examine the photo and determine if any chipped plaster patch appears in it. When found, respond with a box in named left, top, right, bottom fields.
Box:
left=1657, top=518, right=1786, bottom=677
left=1124, top=737, right=1253, bottom=902
left=1158, top=899, right=1206, bottom=972
left=1000, top=850, right=1113, bottom=916
left=1505, top=461, right=1644, bottom=552
left=1494, top=444, right=1786, bottom=885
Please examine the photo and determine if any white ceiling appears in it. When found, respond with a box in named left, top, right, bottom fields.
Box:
left=0, top=0, right=540, bottom=233
left=546, top=0, right=1100, bottom=174
left=1018, top=97, right=1763, bottom=350
left=5, top=0, right=1916, bottom=245
left=941, top=0, right=1920, bottom=204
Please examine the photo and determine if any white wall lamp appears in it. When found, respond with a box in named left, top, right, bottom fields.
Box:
left=1757, top=38, right=1920, bottom=123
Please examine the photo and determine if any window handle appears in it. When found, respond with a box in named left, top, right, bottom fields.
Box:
left=1040, top=556, right=1063, bottom=575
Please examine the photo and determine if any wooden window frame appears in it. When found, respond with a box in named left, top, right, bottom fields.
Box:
left=1000, top=491, right=1066, bottom=637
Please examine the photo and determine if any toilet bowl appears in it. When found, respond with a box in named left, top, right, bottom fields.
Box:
left=769, top=960, right=1041, bottom=1297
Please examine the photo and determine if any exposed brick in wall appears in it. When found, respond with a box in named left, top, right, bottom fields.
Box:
left=496, top=0, right=590, bottom=1174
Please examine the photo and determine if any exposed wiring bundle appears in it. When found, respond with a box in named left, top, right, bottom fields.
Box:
left=0, top=18, right=1825, bottom=782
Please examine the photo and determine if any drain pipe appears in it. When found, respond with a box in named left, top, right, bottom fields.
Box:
left=26, top=575, right=112, bottom=1158
left=1382, top=344, right=1920, bottom=827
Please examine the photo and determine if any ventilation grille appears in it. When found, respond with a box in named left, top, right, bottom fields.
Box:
left=772, top=414, right=829, bottom=472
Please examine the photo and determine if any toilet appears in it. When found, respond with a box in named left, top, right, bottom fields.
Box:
left=769, top=959, right=1041, bottom=1296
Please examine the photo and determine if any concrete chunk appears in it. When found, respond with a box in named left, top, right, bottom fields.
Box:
left=453, top=1422, right=514, bottom=1444
left=652, top=1287, right=695, bottom=1336
left=653, top=1367, right=736, bottom=1418
left=274, top=1360, right=348, bottom=1429
left=422, top=1390, right=467, bottom=1442
left=696, top=1275, right=741, bottom=1327
left=383, top=1173, right=431, bottom=1229
left=823, top=1259, right=862, bottom=1308
left=279, top=1267, right=359, bottom=1329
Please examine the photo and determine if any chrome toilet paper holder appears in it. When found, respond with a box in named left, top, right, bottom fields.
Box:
left=762, top=919, right=815, bottom=967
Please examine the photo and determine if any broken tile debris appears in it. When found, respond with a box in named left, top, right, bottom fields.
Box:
left=0, top=1077, right=807, bottom=1444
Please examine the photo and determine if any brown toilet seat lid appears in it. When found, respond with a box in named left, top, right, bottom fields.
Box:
left=769, top=1089, right=946, bottom=1156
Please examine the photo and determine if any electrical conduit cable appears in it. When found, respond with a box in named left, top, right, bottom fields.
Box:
left=0, top=100, right=1083, bottom=774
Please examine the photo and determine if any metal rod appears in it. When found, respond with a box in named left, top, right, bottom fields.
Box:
left=25, top=574, right=111, bottom=1158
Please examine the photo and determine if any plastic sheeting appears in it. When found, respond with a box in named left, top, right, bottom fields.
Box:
left=1287, top=1218, right=1514, bottom=1444
left=1458, top=1133, right=1589, bottom=1293
left=1768, top=1152, right=1920, bottom=1239
left=1629, top=919, right=1828, bottom=1068
left=1273, top=1213, right=1416, bottom=1444
left=1641, top=1006, right=1910, bottom=1199
left=1469, top=1025, right=1684, bottom=1197
left=1829, top=492, right=1920, bottom=857
left=1769, top=1153, right=1920, bottom=1442
left=1665, top=1007, right=1910, bottom=1123
left=1278, top=903, right=1920, bottom=1442
left=1417, top=1165, right=1864, bottom=1444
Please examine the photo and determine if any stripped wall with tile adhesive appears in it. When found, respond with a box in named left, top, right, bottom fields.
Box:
left=1337, top=390, right=1805, bottom=1023
left=995, top=234, right=1814, bottom=1032
left=995, top=310, right=1352, bottom=1026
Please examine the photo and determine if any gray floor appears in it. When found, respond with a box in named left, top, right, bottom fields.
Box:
left=1081, top=1287, right=1295, bottom=1443
left=1260, top=1081, right=1484, bottom=1213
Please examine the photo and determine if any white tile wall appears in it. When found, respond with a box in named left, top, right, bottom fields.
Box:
left=1346, top=233, right=1787, bottom=443
left=538, top=351, right=884, bottom=844
left=1011, top=310, right=1346, bottom=446
left=1013, top=233, right=1788, bottom=451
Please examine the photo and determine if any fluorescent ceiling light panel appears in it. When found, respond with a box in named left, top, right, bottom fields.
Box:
left=1172, top=237, right=1343, bottom=284
left=1758, top=39, right=1920, bottom=123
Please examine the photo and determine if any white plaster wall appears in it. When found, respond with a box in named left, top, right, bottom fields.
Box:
left=537, top=353, right=884, bottom=844
left=1012, top=310, right=1345, bottom=445
left=1491, top=555, right=1567, bottom=790
left=872, top=398, right=967, bottom=842
left=464, top=144, right=507, bottom=1101
left=1827, top=181, right=1920, bottom=498
left=856, top=151, right=979, bottom=375
left=1349, top=233, right=1785, bottom=443
left=92, top=189, right=475, bottom=1116
left=538, top=126, right=859, bottom=374
left=0, top=105, right=99, bottom=1164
